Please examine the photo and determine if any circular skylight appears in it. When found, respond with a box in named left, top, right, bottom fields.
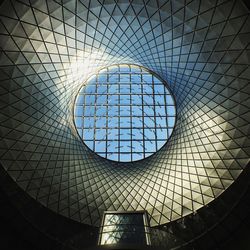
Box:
left=74, top=64, right=176, bottom=162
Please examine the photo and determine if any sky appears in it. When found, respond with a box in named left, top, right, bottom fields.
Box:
left=74, top=65, right=176, bottom=162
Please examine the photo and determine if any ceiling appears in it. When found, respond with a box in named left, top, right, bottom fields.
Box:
left=0, top=0, right=249, bottom=230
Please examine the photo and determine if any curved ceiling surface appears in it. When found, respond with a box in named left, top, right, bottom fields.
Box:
left=0, top=0, right=249, bottom=226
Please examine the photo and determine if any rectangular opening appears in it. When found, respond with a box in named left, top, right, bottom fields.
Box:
left=98, top=211, right=151, bottom=246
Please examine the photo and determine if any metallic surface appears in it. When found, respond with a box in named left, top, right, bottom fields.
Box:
left=0, top=0, right=249, bottom=227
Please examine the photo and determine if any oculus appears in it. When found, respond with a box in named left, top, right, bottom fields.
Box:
left=74, top=64, right=176, bottom=162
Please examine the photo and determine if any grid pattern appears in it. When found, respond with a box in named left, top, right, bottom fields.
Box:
left=0, top=0, right=249, bottom=228
left=74, top=64, right=176, bottom=162
left=99, top=212, right=150, bottom=245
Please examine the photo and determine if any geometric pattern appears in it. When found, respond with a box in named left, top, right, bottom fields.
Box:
left=0, top=0, right=249, bottom=227
left=74, top=64, right=176, bottom=162
left=99, top=212, right=150, bottom=245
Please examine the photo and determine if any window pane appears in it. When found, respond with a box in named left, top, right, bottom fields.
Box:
left=74, top=64, right=176, bottom=162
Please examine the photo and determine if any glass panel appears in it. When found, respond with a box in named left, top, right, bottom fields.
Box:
left=99, top=212, right=150, bottom=246
left=74, top=64, right=176, bottom=162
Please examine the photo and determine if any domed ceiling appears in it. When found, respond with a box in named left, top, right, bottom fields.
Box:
left=0, top=0, right=249, bottom=227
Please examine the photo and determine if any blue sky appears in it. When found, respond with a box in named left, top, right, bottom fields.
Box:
left=74, top=65, right=176, bottom=162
